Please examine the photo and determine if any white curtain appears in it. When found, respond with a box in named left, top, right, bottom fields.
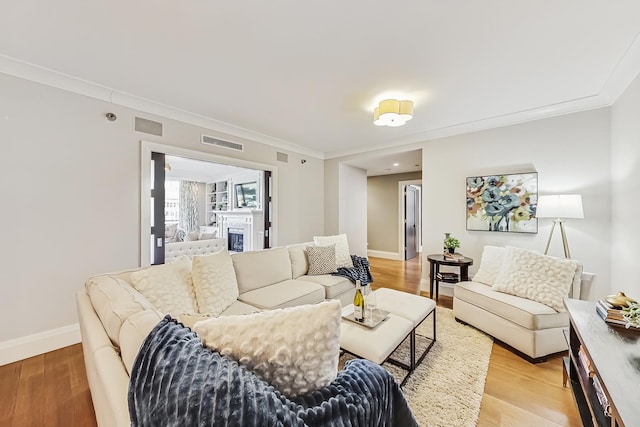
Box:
left=179, top=181, right=199, bottom=233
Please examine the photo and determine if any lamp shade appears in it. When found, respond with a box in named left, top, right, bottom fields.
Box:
left=536, top=194, right=584, bottom=219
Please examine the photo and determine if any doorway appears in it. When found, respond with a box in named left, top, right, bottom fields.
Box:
left=140, top=141, right=277, bottom=266
left=403, top=183, right=421, bottom=260
left=404, top=185, right=418, bottom=260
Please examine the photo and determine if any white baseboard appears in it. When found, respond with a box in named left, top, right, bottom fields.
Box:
left=0, top=323, right=81, bottom=366
left=367, top=250, right=403, bottom=260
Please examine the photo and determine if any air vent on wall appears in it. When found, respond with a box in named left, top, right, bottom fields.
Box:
left=134, top=117, right=163, bottom=136
left=201, top=134, right=244, bottom=151
left=276, top=152, right=288, bottom=163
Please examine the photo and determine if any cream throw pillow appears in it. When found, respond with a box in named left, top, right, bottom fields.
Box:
left=130, top=256, right=198, bottom=316
left=194, top=300, right=342, bottom=397
left=472, top=246, right=506, bottom=286
left=192, top=249, right=239, bottom=316
left=492, top=246, right=578, bottom=312
left=313, top=233, right=353, bottom=268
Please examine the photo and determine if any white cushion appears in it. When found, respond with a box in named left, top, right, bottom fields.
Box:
left=179, top=302, right=261, bottom=329
left=85, top=275, right=156, bottom=348
left=287, top=244, right=310, bottom=279
left=373, top=288, right=436, bottom=327
left=314, top=234, right=353, bottom=268
left=238, top=279, right=325, bottom=310
left=492, top=247, right=578, bottom=312
left=192, top=249, right=239, bottom=316
left=297, top=274, right=354, bottom=299
left=340, top=305, right=414, bottom=364
left=472, top=246, right=506, bottom=286
left=130, top=256, right=198, bottom=316
left=119, top=309, right=163, bottom=375
left=455, top=281, right=569, bottom=330
left=232, top=247, right=292, bottom=293
left=194, top=300, right=342, bottom=398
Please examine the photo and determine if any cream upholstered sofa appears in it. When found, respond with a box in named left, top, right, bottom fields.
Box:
left=453, top=245, right=594, bottom=362
left=76, top=243, right=356, bottom=426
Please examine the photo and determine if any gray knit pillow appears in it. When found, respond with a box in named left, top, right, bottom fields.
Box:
left=306, top=245, right=338, bottom=275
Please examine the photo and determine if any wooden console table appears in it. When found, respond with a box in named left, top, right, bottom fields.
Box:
left=564, top=298, right=640, bottom=427
left=426, top=254, right=473, bottom=300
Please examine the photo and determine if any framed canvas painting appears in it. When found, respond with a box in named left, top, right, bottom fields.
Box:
left=466, top=172, right=538, bottom=233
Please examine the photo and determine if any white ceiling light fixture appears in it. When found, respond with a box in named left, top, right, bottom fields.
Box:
left=373, top=99, right=414, bottom=127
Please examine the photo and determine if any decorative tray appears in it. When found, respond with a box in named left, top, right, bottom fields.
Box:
left=342, top=309, right=390, bottom=329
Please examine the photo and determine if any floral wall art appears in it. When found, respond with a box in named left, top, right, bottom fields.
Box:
left=466, top=172, right=538, bottom=233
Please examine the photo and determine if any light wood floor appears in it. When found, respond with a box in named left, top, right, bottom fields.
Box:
left=0, top=255, right=581, bottom=426
left=370, top=255, right=581, bottom=427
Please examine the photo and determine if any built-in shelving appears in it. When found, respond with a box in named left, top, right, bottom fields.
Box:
left=206, top=180, right=228, bottom=225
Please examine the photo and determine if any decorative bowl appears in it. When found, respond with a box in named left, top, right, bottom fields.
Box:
left=606, top=292, right=637, bottom=308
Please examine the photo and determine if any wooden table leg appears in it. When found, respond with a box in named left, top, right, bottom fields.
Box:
left=435, top=264, right=440, bottom=300
left=429, top=260, right=435, bottom=299
left=460, top=265, right=469, bottom=282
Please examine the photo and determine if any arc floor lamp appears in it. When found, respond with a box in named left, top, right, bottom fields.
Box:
left=536, top=194, right=584, bottom=259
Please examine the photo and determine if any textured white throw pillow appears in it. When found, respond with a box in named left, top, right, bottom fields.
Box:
left=192, top=249, right=239, bottom=316
left=194, top=300, right=342, bottom=397
left=313, top=234, right=353, bottom=268
left=130, top=256, right=198, bottom=316
left=492, top=247, right=578, bottom=312
left=472, top=246, right=506, bottom=286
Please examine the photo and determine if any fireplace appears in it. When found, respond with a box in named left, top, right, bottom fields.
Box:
left=228, top=227, right=245, bottom=252
left=219, top=211, right=264, bottom=252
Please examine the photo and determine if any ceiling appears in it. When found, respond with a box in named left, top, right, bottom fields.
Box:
left=2, top=2, right=640, bottom=168
left=165, top=155, right=257, bottom=183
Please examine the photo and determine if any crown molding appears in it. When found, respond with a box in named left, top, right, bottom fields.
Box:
left=599, top=31, right=640, bottom=105
left=4, top=35, right=640, bottom=163
left=0, top=54, right=325, bottom=160
left=325, top=94, right=609, bottom=159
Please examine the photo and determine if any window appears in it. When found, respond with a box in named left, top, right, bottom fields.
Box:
left=165, top=179, right=180, bottom=224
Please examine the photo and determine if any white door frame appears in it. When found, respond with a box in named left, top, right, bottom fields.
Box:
left=398, top=179, right=422, bottom=259
left=140, top=141, right=278, bottom=266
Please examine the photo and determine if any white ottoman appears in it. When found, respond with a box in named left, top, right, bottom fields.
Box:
left=340, top=305, right=414, bottom=364
left=374, top=288, right=437, bottom=370
left=340, top=288, right=437, bottom=385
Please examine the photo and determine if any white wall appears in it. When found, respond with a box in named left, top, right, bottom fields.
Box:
left=422, top=108, right=612, bottom=300
left=0, top=73, right=324, bottom=355
left=611, top=72, right=640, bottom=298
left=338, top=163, right=368, bottom=256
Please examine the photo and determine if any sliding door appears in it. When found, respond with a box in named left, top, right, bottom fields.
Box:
left=263, top=170, right=272, bottom=249
left=150, top=152, right=166, bottom=265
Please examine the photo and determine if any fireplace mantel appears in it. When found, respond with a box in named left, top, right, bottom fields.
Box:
left=218, top=210, right=264, bottom=252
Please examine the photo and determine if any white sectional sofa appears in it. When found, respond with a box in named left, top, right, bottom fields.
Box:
left=76, top=243, right=356, bottom=427
left=453, top=245, right=594, bottom=362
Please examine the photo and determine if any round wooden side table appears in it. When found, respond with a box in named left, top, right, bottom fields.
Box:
left=426, top=254, right=474, bottom=300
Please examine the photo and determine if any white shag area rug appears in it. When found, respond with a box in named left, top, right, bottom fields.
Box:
left=341, top=307, right=493, bottom=427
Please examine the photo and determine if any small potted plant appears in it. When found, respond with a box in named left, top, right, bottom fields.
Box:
left=443, top=235, right=460, bottom=254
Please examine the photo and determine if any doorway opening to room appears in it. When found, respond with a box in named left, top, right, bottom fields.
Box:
left=141, top=142, right=276, bottom=266
left=362, top=149, right=422, bottom=263
left=402, top=181, right=422, bottom=261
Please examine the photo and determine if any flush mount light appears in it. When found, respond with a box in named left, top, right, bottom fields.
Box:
left=373, top=99, right=413, bottom=127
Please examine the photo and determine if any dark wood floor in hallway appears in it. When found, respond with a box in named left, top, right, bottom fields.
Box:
left=0, top=255, right=581, bottom=426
